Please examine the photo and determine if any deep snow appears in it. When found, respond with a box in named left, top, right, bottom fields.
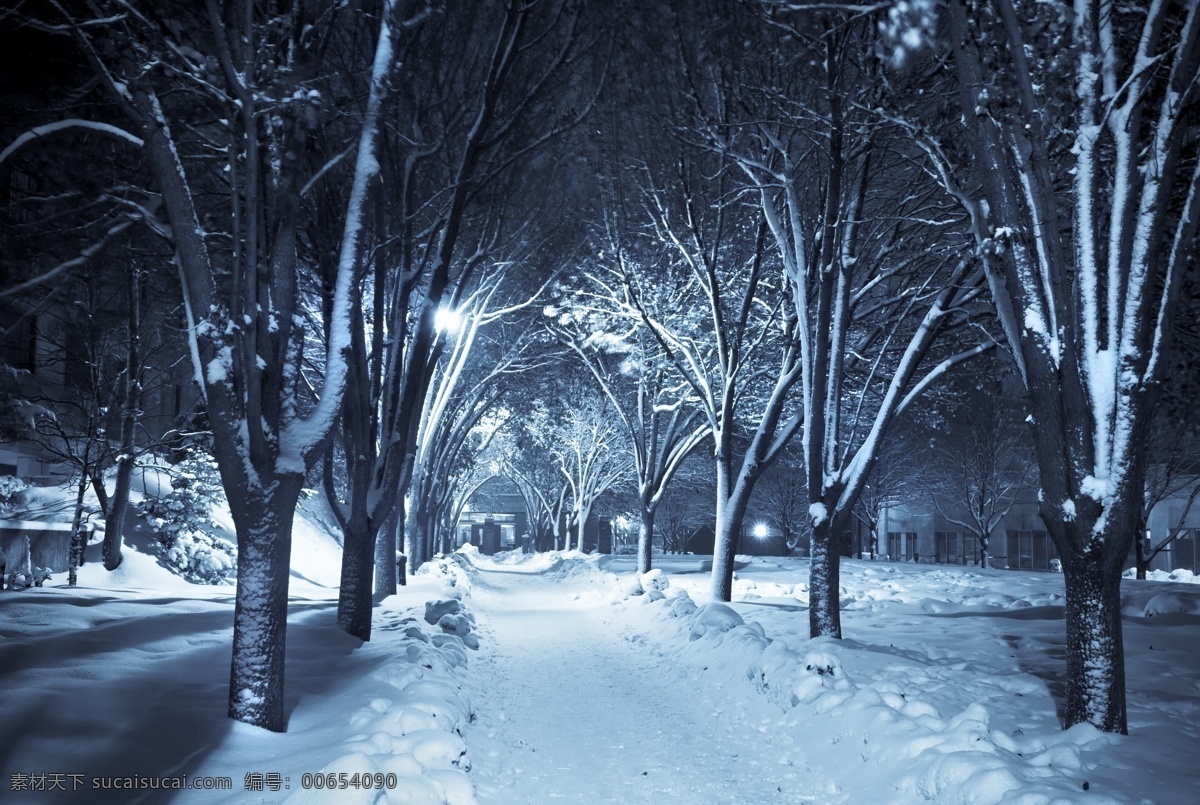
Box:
left=455, top=551, right=1200, bottom=804
left=2, top=503, right=1199, bottom=803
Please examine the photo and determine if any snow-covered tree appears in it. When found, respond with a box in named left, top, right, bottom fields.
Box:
left=698, top=9, right=992, bottom=631
left=851, top=430, right=928, bottom=561
left=655, top=461, right=713, bottom=555
left=752, top=448, right=809, bottom=555
left=20, top=267, right=178, bottom=582
left=2, top=0, right=408, bottom=731
left=1133, top=423, right=1200, bottom=580
left=322, top=0, right=600, bottom=637
left=926, top=391, right=1036, bottom=569
left=405, top=288, right=544, bottom=566
left=528, top=394, right=631, bottom=552
left=581, top=154, right=804, bottom=599
left=906, top=0, right=1200, bottom=732
left=0, top=68, right=185, bottom=573
left=552, top=300, right=709, bottom=573
left=496, top=425, right=573, bottom=551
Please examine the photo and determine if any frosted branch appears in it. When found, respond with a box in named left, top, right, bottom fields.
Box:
left=0, top=120, right=143, bottom=167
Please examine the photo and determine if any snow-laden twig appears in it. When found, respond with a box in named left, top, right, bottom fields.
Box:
left=0, top=119, right=143, bottom=167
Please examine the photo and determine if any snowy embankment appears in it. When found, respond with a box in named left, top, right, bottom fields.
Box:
left=182, top=551, right=480, bottom=805
left=460, top=550, right=1200, bottom=804
left=1, top=495, right=480, bottom=805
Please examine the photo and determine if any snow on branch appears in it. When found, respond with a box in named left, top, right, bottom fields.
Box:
left=0, top=120, right=143, bottom=167
left=895, top=340, right=997, bottom=418
left=277, top=0, right=398, bottom=473
left=0, top=219, right=135, bottom=299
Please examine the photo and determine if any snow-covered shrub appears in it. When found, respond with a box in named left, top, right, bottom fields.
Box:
left=1138, top=592, right=1197, bottom=617
left=0, top=474, right=26, bottom=509
left=138, top=450, right=236, bottom=584
left=162, top=530, right=236, bottom=583
left=424, top=599, right=463, bottom=626
left=5, top=566, right=51, bottom=590
left=639, top=568, right=669, bottom=592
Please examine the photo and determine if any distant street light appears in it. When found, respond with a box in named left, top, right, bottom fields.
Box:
left=753, top=522, right=768, bottom=539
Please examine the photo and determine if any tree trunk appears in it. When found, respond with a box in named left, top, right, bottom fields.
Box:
left=412, top=507, right=436, bottom=565
left=576, top=502, right=592, bottom=553
left=637, top=505, right=655, bottom=575
left=710, top=485, right=749, bottom=602
left=67, top=475, right=88, bottom=587
left=227, top=478, right=302, bottom=732
left=101, top=452, right=136, bottom=571
left=405, top=506, right=426, bottom=571
left=338, top=515, right=375, bottom=640
left=1134, top=533, right=1148, bottom=580
left=375, top=503, right=401, bottom=596
left=103, top=270, right=143, bottom=571
left=808, top=510, right=843, bottom=638
left=1061, top=549, right=1128, bottom=733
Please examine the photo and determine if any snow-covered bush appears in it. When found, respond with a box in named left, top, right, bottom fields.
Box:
left=0, top=474, right=26, bottom=509
left=138, top=451, right=236, bottom=584
left=5, top=566, right=51, bottom=591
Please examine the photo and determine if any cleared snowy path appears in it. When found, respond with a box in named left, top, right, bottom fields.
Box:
left=464, top=564, right=824, bottom=804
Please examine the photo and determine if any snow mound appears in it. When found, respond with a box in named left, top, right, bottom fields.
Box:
left=1124, top=567, right=1200, bottom=584
left=640, top=568, right=669, bottom=592
left=541, top=550, right=613, bottom=582
left=425, top=598, right=464, bottom=624
left=669, top=595, right=698, bottom=618
left=414, top=551, right=475, bottom=599
left=1133, top=592, right=1199, bottom=617
left=605, top=568, right=673, bottom=603
left=688, top=602, right=743, bottom=640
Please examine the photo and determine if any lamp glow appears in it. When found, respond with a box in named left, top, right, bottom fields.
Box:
left=434, top=306, right=463, bottom=334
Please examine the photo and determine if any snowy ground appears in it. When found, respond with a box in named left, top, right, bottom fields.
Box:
left=1, top=501, right=478, bottom=805
left=458, top=551, right=1200, bottom=804
left=3, top=509, right=1199, bottom=803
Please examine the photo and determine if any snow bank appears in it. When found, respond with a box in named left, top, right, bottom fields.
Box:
left=1123, top=566, right=1200, bottom=584
left=602, top=578, right=1124, bottom=804
left=239, top=551, right=483, bottom=805
left=457, top=547, right=616, bottom=588
left=283, top=606, right=477, bottom=805
left=414, top=547, right=477, bottom=599
left=1126, top=592, right=1200, bottom=617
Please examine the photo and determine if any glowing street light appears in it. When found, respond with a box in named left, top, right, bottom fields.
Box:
left=753, top=522, right=768, bottom=539
left=434, top=305, right=463, bottom=334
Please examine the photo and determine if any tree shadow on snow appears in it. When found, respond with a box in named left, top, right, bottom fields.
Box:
left=0, top=601, right=368, bottom=805
left=925, top=605, right=1065, bottom=621
left=282, top=604, right=390, bottom=724
left=0, top=609, right=238, bottom=678
left=736, top=599, right=806, bottom=613
left=1000, top=631, right=1069, bottom=726
left=926, top=608, right=1069, bottom=725
left=696, top=558, right=751, bottom=573
left=0, top=632, right=236, bottom=805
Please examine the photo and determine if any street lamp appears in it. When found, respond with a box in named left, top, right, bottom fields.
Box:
left=434, top=305, right=463, bottom=334
left=753, top=522, right=768, bottom=539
